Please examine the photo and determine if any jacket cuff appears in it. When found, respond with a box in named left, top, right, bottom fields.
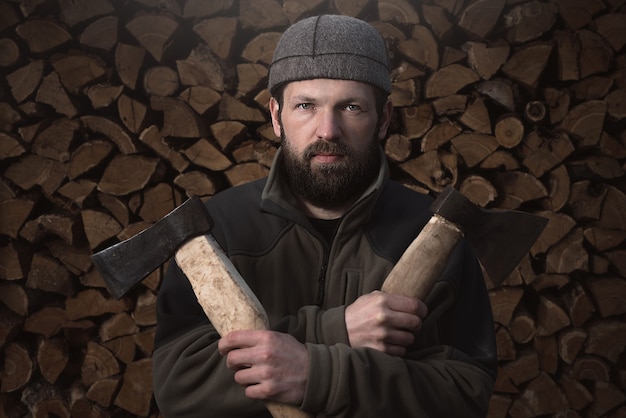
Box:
left=301, top=343, right=334, bottom=413
left=317, top=305, right=350, bottom=345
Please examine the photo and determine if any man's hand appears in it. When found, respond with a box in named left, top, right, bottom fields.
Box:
left=218, top=330, right=308, bottom=405
left=345, top=290, right=428, bottom=356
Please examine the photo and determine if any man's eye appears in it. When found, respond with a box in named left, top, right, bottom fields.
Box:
left=296, top=103, right=312, bottom=110
left=345, top=104, right=361, bottom=111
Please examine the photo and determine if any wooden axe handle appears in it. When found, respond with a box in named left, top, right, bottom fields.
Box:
left=381, top=215, right=463, bottom=300
left=175, top=235, right=312, bottom=418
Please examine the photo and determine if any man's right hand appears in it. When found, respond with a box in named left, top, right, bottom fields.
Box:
left=345, top=290, right=428, bottom=357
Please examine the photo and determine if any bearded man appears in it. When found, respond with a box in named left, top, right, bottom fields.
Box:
left=153, top=14, right=496, bottom=418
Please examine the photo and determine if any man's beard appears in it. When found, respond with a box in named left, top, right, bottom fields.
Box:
left=280, top=130, right=381, bottom=210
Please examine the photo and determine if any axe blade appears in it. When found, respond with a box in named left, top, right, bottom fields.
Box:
left=431, top=187, right=548, bottom=285
left=91, top=197, right=213, bottom=298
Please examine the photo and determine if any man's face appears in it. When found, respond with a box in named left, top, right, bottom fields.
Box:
left=269, top=79, right=392, bottom=210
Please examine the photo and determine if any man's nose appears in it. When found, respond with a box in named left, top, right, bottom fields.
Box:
left=315, top=109, right=341, bottom=140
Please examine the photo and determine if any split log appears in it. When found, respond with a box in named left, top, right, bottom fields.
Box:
left=81, top=342, right=120, bottom=386
left=113, top=358, right=153, bottom=416
left=398, top=151, right=458, bottom=192
left=37, top=338, right=68, bottom=384
left=425, top=64, right=479, bottom=98
left=457, top=0, right=505, bottom=39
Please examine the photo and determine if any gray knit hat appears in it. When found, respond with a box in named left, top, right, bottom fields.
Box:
left=268, top=15, right=391, bottom=95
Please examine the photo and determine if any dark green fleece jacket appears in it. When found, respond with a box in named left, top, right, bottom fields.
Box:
left=153, top=148, right=496, bottom=417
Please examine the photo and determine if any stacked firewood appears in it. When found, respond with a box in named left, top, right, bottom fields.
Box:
left=0, top=0, right=624, bottom=416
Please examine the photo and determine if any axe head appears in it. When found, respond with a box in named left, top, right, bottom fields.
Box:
left=91, top=197, right=213, bottom=298
left=431, top=187, right=548, bottom=285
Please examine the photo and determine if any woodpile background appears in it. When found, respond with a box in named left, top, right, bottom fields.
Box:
left=0, top=0, right=625, bottom=416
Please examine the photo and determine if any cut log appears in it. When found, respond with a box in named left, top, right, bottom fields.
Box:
left=399, top=151, right=458, bottom=192
left=68, top=140, right=113, bottom=180
left=66, top=289, right=131, bottom=321
left=421, top=120, right=462, bottom=152
left=79, top=16, right=118, bottom=51
left=520, top=373, right=569, bottom=416
left=400, top=104, right=434, bottom=139
left=542, top=164, right=570, bottom=212
left=218, top=94, right=266, bottom=122
left=522, top=132, right=575, bottom=178
left=85, top=84, right=123, bottom=109
left=182, top=138, right=232, bottom=171
left=560, top=374, right=594, bottom=411
left=578, top=30, right=614, bottom=79
left=241, top=32, right=281, bottom=65
left=51, top=52, right=107, bottom=94
left=570, top=356, right=611, bottom=381
left=554, top=0, right=605, bottom=30
left=585, top=320, right=626, bottom=363
left=81, top=342, right=120, bottom=386
left=457, top=0, right=505, bottom=39
left=496, top=326, right=516, bottom=361
left=139, top=183, right=180, bottom=223
left=125, top=14, right=179, bottom=62
left=488, top=286, right=524, bottom=326
left=6, top=60, right=45, bottom=103
left=86, top=377, right=120, bottom=407
left=464, top=40, right=509, bottom=80
left=177, top=44, right=225, bottom=92
left=493, top=171, right=548, bottom=209
left=476, top=78, right=515, bottom=111
left=397, top=26, right=439, bottom=71
left=36, top=72, right=77, bottom=117
left=15, top=18, right=71, bottom=53
left=80, top=209, right=122, bottom=249
left=501, top=43, right=553, bottom=90
left=458, top=95, right=491, bottom=133
left=193, top=17, right=237, bottom=60
left=32, top=118, right=80, bottom=163
left=25, top=253, right=75, bottom=296
left=536, top=295, right=571, bottom=336
left=494, top=114, right=524, bottom=148
left=4, top=154, right=67, bottom=196
left=180, top=86, right=221, bottom=115
left=422, top=4, right=454, bottom=41
left=139, top=125, right=189, bottom=173
left=425, top=64, right=479, bottom=98
left=1, top=343, right=32, bottom=392
left=0, top=282, right=28, bottom=316
left=115, top=43, right=146, bottom=90
left=97, top=154, right=160, bottom=196
left=81, top=115, right=138, bottom=154
left=587, top=381, right=626, bottom=418
left=38, top=338, right=68, bottom=384
left=0, top=198, right=34, bottom=239
left=224, top=162, right=270, bottom=187
left=503, top=350, right=540, bottom=385
left=117, top=94, right=147, bottom=134
left=143, top=65, right=180, bottom=96
left=599, top=185, right=626, bottom=230
left=451, top=133, right=499, bottom=167
left=546, top=228, right=588, bottom=274
left=586, top=276, right=626, bottom=318
left=113, top=358, right=153, bottom=416
left=378, top=0, right=421, bottom=25
left=534, top=334, right=558, bottom=375
left=459, top=175, right=497, bottom=207
left=384, top=133, right=412, bottom=162
left=151, top=96, right=207, bottom=138
left=509, top=310, right=536, bottom=344
left=504, top=1, right=557, bottom=44
left=174, top=171, right=217, bottom=197
left=530, top=211, right=576, bottom=256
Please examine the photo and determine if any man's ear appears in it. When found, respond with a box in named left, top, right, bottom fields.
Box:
left=378, top=99, right=393, bottom=140
left=269, top=97, right=282, bottom=138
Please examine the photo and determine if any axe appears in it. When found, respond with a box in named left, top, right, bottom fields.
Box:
left=92, top=197, right=312, bottom=418
left=381, top=186, right=548, bottom=297
left=91, top=188, right=547, bottom=418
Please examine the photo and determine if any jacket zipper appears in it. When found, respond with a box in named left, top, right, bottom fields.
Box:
left=316, top=247, right=330, bottom=306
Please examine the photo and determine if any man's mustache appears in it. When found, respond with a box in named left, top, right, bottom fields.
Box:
left=304, top=141, right=350, bottom=160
